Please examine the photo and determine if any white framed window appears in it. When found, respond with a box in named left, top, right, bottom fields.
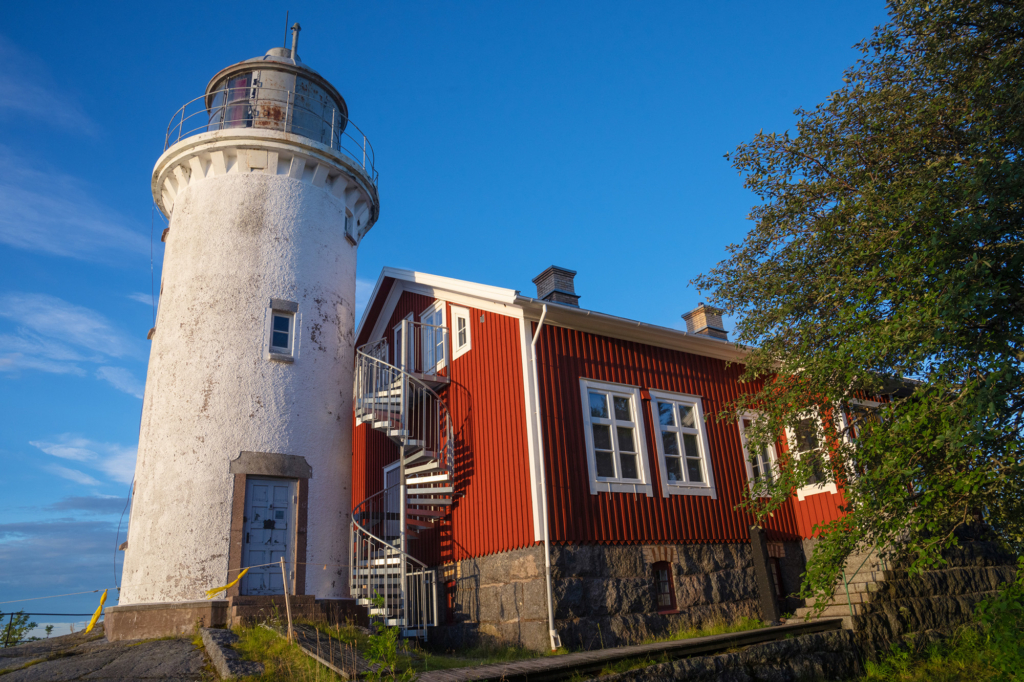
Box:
left=787, top=414, right=838, bottom=500
left=393, top=313, right=413, bottom=370
left=650, top=389, right=717, bottom=498
left=266, top=298, right=298, bottom=363
left=579, top=379, right=653, bottom=496
left=737, top=411, right=777, bottom=486
left=420, top=302, right=446, bottom=372
left=451, top=305, right=472, bottom=360
left=846, top=399, right=883, bottom=442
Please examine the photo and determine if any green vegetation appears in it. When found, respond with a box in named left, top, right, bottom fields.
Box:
left=232, top=624, right=347, bottom=682
left=691, top=0, right=1024, bottom=609
left=0, top=611, right=38, bottom=646
left=647, top=615, right=765, bottom=644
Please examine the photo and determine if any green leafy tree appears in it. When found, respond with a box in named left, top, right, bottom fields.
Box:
left=692, top=0, right=1024, bottom=603
left=1, top=611, right=38, bottom=647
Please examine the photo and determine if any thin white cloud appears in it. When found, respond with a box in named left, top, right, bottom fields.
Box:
left=0, top=146, right=149, bottom=261
left=127, top=292, right=155, bottom=305
left=45, top=464, right=103, bottom=487
left=0, top=293, right=140, bottom=367
left=0, top=36, right=97, bottom=134
left=96, top=366, right=145, bottom=399
left=31, top=436, right=138, bottom=485
left=356, top=277, right=375, bottom=321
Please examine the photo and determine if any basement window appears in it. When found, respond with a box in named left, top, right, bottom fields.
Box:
left=652, top=561, right=677, bottom=613
left=650, top=389, right=717, bottom=499
left=451, top=305, right=471, bottom=360
left=579, top=379, right=653, bottom=496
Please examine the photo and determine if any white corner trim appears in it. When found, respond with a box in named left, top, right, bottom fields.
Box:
left=578, top=378, right=654, bottom=497
left=518, top=316, right=543, bottom=541
left=647, top=388, right=718, bottom=500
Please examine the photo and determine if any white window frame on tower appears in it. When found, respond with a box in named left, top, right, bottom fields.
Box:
left=649, top=389, right=717, bottom=499
left=265, top=298, right=298, bottom=363
left=579, top=378, right=653, bottom=496
left=786, top=412, right=838, bottom=501
left=451, top=305, right=472, bottom=360
left=737, top=410, right=777, bottom=488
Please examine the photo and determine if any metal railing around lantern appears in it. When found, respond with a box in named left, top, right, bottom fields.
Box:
left=163, top=86, right=377, bottom=186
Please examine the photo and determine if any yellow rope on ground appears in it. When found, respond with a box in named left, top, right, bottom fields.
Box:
left=205, top=567, right=249, bottom=599
left=85, top=590, right=107, bottom=633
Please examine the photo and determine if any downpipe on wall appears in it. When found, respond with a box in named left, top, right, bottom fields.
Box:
left=530, top=304, right=561, bottom=651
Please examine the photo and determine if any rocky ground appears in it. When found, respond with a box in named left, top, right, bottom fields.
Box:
left=0, top=630, right=213, bottom=681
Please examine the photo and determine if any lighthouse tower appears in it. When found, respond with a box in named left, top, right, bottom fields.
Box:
left=113, top=26, right=378, bottom=635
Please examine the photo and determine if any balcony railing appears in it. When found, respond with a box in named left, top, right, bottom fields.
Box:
left=163, top=86, right=377, bottom=186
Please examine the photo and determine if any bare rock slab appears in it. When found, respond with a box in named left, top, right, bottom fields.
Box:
left=201, top=628, right=263, bottom=679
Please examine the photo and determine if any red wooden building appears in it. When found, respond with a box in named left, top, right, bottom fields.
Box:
left=350, top=265, right=860, bottom=650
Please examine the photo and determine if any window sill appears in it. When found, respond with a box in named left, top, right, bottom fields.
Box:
left=663, top=485, right=717, bottom=499
left=266, top=352, right=294, bottom=363
left=591, top=481, right=653, bottom=497
left=657, top=608, right=680, bottom=615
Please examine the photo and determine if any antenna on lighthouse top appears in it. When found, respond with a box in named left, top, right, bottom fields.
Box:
left=283, top=11, right=289, bottom=48
left=291, top=22, right=302, bottom=60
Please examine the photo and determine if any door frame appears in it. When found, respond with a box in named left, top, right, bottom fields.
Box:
left=227, top=454, right=311, bottom=599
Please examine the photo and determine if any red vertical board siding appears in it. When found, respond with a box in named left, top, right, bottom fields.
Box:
left=351, top=291, right=535, bottom=565
left=535, top=324, right=806, bottom=545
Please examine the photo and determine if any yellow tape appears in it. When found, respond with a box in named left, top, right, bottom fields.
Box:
left=205, top=568, right=248, bottom=599
left=85, top=589, right=107, bottom=633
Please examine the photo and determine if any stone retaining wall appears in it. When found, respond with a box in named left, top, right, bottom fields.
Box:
left=429, top=540, right=808, bottom=652
left=588, top=630, right=862, bottom=682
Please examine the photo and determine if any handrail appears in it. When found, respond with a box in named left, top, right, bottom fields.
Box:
left=162, top=87, right=378, bottom=186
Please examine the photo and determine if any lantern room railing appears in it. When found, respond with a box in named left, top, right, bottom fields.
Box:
left=163, top=86, right=377, bottom=186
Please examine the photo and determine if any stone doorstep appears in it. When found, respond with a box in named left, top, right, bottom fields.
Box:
left=229, top=594, right=316, bottom=606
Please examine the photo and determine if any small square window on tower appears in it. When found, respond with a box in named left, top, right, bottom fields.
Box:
left=266, top=298, right=299, bottom=363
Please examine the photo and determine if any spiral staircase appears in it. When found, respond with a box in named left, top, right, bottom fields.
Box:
left=350, top=322, right=454, bottom=639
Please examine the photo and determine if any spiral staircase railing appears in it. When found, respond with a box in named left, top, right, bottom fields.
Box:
left=350, top=338, right=453, bottom=638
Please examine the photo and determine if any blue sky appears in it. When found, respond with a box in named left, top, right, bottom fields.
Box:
left=0, top=1, right=889, bottom=629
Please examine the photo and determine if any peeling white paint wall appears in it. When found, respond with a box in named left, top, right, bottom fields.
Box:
left=121, top=139, right=372, bottom=602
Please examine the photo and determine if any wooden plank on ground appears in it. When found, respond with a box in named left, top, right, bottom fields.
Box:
left=262, top=623, right=378, bottom=679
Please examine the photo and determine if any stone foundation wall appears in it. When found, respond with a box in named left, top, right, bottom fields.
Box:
left=429, top=541, right=808, bottom=652
left=588, top=630, right=862, bottom=681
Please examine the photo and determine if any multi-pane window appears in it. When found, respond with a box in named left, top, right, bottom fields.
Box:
left=653, top=561, right=677, bottom=612
left=790, top=415, right=836, bottom=500
left=650, top=389, right=717, bottom=498
left=738, top=412, right=776, bottom=485
left=579, top=379, right=652, bottom=495
left=420, top=303, right=446, bottom=372
left=270, top=313, right=292, bottom=352
left=451, top=305, right=472, bottom=360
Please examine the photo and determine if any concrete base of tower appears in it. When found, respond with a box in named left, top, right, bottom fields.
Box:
left=103, top=596, right=368, bottom=641
left=104, top=600, right=229, bottom=641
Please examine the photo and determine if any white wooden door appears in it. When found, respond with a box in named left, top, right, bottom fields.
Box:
left=241, top=477, right=296, bottom=595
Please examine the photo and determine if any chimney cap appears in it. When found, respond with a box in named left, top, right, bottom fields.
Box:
left=533, top=265, right=580, bottom=307
left=682, top=303, right=728, bottom=340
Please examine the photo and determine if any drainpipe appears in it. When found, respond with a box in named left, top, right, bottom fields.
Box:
left=530, top=304, right=561, bottom=651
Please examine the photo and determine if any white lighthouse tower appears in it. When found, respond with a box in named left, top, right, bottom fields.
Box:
left=112, top=26, right=379, bottom=636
